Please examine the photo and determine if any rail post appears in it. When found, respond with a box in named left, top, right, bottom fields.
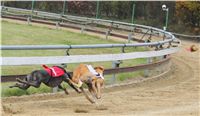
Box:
left=56, top=22, right=59, bottom=30
left=105, top=30, right=110, bottom=40
left=60, top=49, right=70, bottom=69
left=144, top=40, right=152, bottom=77
left=128, top=33, right=132, bottom=43
left=27, top=17, right=31, bottom=25
left=144, top=57, right=152, bottom=77
left=81, top=25, right=85, bottom=34
left=111, top=60, right=121, bottom=84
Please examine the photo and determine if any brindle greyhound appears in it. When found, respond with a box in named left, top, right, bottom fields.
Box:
left=9, top=66, right=81, bottom=94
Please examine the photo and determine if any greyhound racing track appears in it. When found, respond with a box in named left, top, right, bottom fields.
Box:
left=1, top=40, right=199, bottom=116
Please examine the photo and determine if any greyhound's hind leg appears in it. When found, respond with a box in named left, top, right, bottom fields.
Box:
left=9, top=83, right=20, bottom=88
left=63, top=76, right=81, bottom=93
left=9, top=83, right=30, bottom=90
left=58, top=85, right=69, bottom=95
left=16, top=78, right=40, bottom=88
left=68, top=82, right=82, bottom=93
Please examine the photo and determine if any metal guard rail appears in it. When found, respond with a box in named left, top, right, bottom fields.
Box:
left=1, top=6, right=176, bottom=40
left=1, top=7, right=180, bottom=49
left=1, top=6, right=181, bottom=67
left=1, top=40, right=177, bottom=50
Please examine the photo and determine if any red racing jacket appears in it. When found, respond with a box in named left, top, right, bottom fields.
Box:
left=42, top=65, right=65, bottom=77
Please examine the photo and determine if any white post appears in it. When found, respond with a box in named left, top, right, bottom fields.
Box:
left=56, top=22, right=59, bottom=30
left=128, top=33, right=132, bottom=43
left=81, top=26, right=85, bottom=34
left=111, top=61, right=117, bottom=84
left=105, top=31, right=109, bottom=39
left=144, top=57, right=152, bottom=77
left=111, top=60, right=121, bottom=84
left=144, top=40, right=152, bottom=77
left=27, top=17, right=31, bottom=25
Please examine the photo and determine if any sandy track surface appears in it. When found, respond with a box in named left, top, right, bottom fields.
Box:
left=1, top=40, right=199, bottom=116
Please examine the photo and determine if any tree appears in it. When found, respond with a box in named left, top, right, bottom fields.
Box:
left=176, top=1, right=200, bottom=28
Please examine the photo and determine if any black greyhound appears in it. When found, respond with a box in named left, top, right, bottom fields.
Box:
left=9, top=66, right=81, bottom=94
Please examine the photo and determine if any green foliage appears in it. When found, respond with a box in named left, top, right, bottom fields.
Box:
left=3, top=1, right=199, bottom=34
left=175, top=2, right=200, bottom=34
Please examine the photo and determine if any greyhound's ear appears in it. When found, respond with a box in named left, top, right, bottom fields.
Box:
left=94, top=66, right=104, bottom=71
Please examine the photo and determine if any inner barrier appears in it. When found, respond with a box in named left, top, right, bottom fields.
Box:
left=1, top=6, right=181, bottom=85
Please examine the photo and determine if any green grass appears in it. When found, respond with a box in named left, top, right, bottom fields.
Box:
left=2, top=20, right=119, bottom=45
left=1, top=20, right=146, bottom=97
left=105, top=71, right=143, bottom=84
left=1, top=82, right=68, bottom=97
left=1, top=20, right=146, bottom=75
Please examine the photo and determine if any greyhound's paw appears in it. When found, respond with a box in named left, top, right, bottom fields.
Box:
left=65, top=91, right=69, bottom=95
left=76, top=89, right=82, bottom=94
left=78, top=90, right=82, bottom=94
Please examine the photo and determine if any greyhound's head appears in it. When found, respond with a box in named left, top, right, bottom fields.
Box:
left=94, top=66, right=105, bottom=99
left=94, top=66, right=104, bottom=76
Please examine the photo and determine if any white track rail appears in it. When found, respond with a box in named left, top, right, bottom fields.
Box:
left=1, top=48, right=179, bottom=66
left=1, top=6, right=181, bottom=66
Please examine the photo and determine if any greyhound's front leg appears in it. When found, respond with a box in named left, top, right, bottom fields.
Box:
left=87, top=82, right=96, bottom=99
left=16, top=78, right=40, bottom=88
left=80, top=87, right=95, bottom=104
left=91, top=80, right=99, bottom=99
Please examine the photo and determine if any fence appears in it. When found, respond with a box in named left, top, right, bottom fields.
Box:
left=1, top=6, right=181, bottom=87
